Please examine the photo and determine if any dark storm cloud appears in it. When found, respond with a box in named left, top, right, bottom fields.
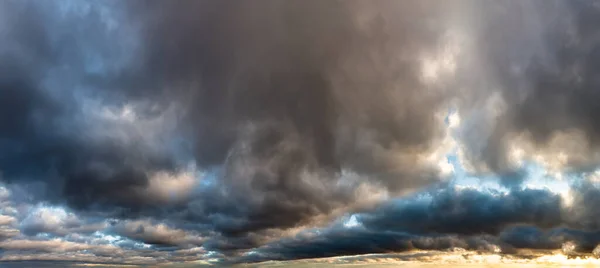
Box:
left=0, top=0, right=462, bottom=241
left=0, top=0, right=179, bottom=212
left=361, top=184, right=600, bottom=238
left=359, top=187, right=562, bottom=235
left=7, top=0, right=600, bottom=265
left=499, top=226, right=600, bottom=252
left=239, top=230, right=507, bottom=263
left=241, top=184, right=600, bottom=262
left=116, top=0, right=470, bottom=238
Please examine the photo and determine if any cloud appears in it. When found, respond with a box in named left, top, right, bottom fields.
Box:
left=0, top=225, right=20, bottom=241
left=0, top=0, right=466, bottom=243
left=109, top=219, right=204, bottom=247
left=0, top=214, right=16, bottom=226
left=241, top=184, right=600, bottom=262
left=0, top=0, right=179, bottom=211
left=0, top=239, right=97, bottom=253
left=19, top=205, right=106, bottom=236
left=0, top=235, right=214, bottom=266
left=359, top=187, right=562, bottom=235
left=451, top=1, right=600, bottom=175
left=4, top=0, right=600, bottom=266
left=140, top=169, right=199, bottom=204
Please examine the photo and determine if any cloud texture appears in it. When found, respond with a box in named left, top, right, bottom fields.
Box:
left=3, top=0, right=600, bottom=266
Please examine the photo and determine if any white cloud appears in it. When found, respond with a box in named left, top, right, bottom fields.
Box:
left=19, top=204, right=106, bottom=236
left=143, top=168, right=200, bottom=204
left=20, top=205, right=80, bottom=236
left=0, top=214, right=16, bottom=226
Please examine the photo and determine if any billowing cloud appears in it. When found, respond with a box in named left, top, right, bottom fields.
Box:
left=3, top=0, right=600, bottom=267
left=0, top=0, right=462, bottom=244
left=452, top=1, right=600, bottom=175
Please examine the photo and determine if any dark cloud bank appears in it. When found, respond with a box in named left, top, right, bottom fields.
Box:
left=3, top=0, right=600, bottom=266
left=242, top=185, right=600, bottom=263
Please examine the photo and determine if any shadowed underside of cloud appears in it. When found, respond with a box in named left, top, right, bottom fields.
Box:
left=3, top=0, right=600, bottom=266
left=237, top=185, right=600, bottom=263
left=0, top=0, right=453, bottom=235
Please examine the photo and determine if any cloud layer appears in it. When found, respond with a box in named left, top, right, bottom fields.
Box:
left=3, top=0, right=600, bottom=266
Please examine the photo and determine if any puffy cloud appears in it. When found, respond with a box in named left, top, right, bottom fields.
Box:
left=0, top=214, right=16, bottom=226
left=21, top=205, right=86, bottom=236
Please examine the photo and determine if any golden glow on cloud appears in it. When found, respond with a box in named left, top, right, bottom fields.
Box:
left=249, top=250, right=600, bottom=267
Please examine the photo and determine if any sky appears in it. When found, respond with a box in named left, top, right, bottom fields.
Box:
left=3, top=0, right=600, bottom=267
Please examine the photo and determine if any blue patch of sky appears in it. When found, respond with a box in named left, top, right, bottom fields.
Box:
left=198, top=168, right=221, bottom=188
left=439, top=108, right=573, bottom=195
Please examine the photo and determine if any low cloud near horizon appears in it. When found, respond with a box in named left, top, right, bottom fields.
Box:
left=3, top=0, right=600, bottom=266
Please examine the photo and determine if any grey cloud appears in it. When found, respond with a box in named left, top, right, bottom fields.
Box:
left=241, top=184, right=600, bottom=262
left=0, top=261, right=84, bottom=268
left=0, top=239, right=97, bottom=253
left=359, top=187, right=562, bottom=235
left=0, top=0, right=180, bottom=212
left=237, top=229, right=513, bottom=263
left=13, top=203, right=109, bottom=237
left=454, top=1, right=600, bottom=174
left=0, top=225, right=20, bottom=241
left=109, top=220, right=204, bottom=247
left=0, top=237, right=213, bottom=266
left=6, top=0, right=600, bottom=266
left=360, top=184, right=600, bottom=238
left=112, top=0, right=463, bottom=239
left=0, top=0, right=464, bottom=244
